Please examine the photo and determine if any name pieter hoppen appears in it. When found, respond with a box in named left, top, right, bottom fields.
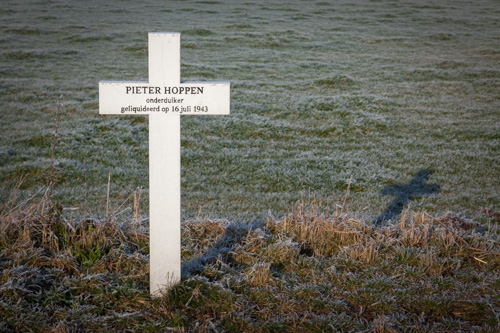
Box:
left=126, top=85, right=204, bottom=95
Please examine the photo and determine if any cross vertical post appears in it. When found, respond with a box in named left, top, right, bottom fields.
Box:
left=99, top=32, right=230, bottom=296
left=148, top=33, right=181, bottom=295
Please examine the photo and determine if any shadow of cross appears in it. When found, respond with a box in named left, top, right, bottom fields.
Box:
left=374, top=169, right=440, bottom=226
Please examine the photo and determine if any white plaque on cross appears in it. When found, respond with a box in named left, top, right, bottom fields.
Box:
left=99, top=32, right=230, bottom=295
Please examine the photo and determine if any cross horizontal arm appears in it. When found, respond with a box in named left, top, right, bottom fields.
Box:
left=99, top=81, right=230, bottom=115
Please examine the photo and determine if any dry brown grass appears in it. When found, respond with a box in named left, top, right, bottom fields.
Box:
left=1, top=187, right=499, bottom=332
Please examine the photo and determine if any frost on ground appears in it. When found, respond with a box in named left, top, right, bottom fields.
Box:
left=0, top=1, right=499, bottom=329
left=0, top=0, right=498, bottom=223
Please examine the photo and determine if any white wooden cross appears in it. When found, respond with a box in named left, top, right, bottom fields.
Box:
left=99, top=32, right=230, bottom=295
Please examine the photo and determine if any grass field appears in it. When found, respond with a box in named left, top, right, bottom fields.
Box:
left=0, top=0, right=499, bottom=331
left=1, top=0, right=498, bottom=223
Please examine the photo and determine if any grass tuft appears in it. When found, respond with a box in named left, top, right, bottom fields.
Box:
left=1, top=187, right=498, bottom=331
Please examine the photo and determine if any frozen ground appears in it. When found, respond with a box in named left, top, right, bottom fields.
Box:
left=0, top=0, right=498, bottom=223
